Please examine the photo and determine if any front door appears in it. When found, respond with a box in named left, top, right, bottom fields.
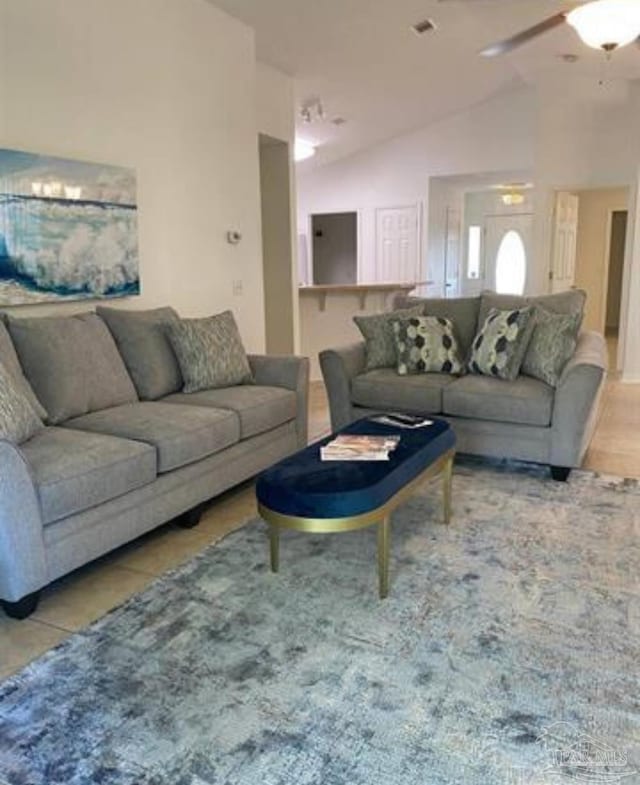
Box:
left=484, top=213, right=533, bottom=295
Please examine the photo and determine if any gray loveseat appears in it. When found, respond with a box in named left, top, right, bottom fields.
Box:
left=0, top=307, right=309, bottom=619
left=320, top=290, right=607, bottom=481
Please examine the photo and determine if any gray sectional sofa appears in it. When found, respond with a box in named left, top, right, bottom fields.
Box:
left=0, top=307, right=309, bottom=619
left=320, top=290, right=607, bottom=480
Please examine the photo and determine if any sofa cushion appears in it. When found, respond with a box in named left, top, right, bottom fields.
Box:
left=478, top=289, right=586, bottom=329
left=392, top=315, right=464, bottom=375
left=522, top=307, right=582, bottom=387
left=166, top=311, right=253, bottom=393
left=468, top=307, right=535, bottom=381
left=162, top=385, right=296, bottom=440
left=351, top=369, right=455, bottom=414
left=7, top=313, right=138, bottom=425
left=97, top=306, right=182, bottom=400
left=443, top=374, right=554, bottom=427
left=0, top=359, right=44, bottom=444
left=20, top=427, right=157, bottom=525
left=353, top=306, right=424, bottom=371
left=392, top=296, right=481, bottom=360
left=0, top=319, right=47, bottom=419
left=63, top=402, right=240, bottom=473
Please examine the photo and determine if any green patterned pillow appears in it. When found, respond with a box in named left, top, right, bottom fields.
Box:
left=354, top=306, right=424, bottom=371
left=468, top=307, right=534, bottom=381
left=522, top=307, right=581, bottom=387
left=393, top=316, right=463, bottom=376
left=167, top=311, right=253, bottom=393
left=0, top=359, right=43, bottom=444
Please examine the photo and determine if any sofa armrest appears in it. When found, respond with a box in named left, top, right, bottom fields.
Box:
left=248, top=354, right=310, bottom=448
left=550, top=331, right=608, bottom=468
left=319, top=342, right=367, bottom=431
left=0, top=439, right=47, bottom=603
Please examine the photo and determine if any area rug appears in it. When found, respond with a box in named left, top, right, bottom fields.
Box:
left=1, top=459, right=639, bottom=785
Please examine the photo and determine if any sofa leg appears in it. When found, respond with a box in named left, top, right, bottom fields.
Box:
left=175, top=503, right=207, bottom=529
left=550, top=466, right=572, bottom=482
left=2, top=591, right=41, bottom=620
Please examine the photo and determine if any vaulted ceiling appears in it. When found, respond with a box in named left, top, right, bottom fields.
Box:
left=207, top=0, right=640, bottom=165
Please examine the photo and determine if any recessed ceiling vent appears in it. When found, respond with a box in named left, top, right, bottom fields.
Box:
left=411, top=18, right=437, bottom=35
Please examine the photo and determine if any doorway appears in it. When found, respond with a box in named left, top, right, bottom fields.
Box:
left=311, top=212, right=358, bottom=285
left=484, top=214, right=533, bottom=295
left=605, top=210, right=628, bottom=369
left=259, top=134, right=295, bottom=354
left=574, top=187, right=629, bottom=350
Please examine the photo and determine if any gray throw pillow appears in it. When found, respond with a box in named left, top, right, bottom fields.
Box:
left=7, top=313, right=138, bottom=425
left=0, top=359, right=43, bottom=444
left=468, top=307, right=535, bottom=381
left=522, top=307, right=581, bottom=387
left=393, top=316, right=464, bottom=376
left=354, top=306, right=424, bottom=371
left=166, top=310, right=253, bottom=393
left=0, top=319, right=47, bottom=420
left=97, top=306, right=182, bottom=400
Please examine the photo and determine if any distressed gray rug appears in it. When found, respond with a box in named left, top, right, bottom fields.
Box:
left=1, top=459, right=639, bottom=785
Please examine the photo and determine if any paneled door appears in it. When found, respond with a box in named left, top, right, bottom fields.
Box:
left=550, top=191, right=579, bottom=292
left=375, top=206, right=419, bottom=283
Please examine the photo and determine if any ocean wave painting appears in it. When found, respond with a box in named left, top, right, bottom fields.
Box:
left=0, top=149, right=139, bottom=305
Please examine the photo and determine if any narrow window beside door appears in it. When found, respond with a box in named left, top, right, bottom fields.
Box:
left=467, top=225, right=481, bottom=279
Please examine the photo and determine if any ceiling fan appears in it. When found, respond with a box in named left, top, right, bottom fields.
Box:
left=438, top=0, right=640, bottom=57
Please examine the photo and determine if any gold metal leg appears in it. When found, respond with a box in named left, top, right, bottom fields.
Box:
left=377, top=517, right=390, bottom=599
left=442, top=455, right=453, bottom=525
left=270, top=524, right=280, bottom=573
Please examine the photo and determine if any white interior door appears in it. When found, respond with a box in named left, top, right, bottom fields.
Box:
left=375, top=206, right=419, bottom=283
left=484, top=214, right=533, bottom=295
left=550, top=191, right=579, bottom=292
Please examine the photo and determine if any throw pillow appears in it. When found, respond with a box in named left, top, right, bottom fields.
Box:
left=0, top=319, right=47, bottom=420
left=354, top=306, right=424, bottom=371
left=0, top=359, right=43, bottom=444
left=7, top=313, right=138, bottom=425
left=166, top=310, right=253, bottom=393
left=468, top=307, right=535, bottom=381
left=97, top=306, right=183, bottom=400
left=522, top=307, right=582, bottom=387
left=393, top=316, right=464, bottom=375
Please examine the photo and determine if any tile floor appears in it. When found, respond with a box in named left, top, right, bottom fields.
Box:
left=1, top=377, right=638, bottom=679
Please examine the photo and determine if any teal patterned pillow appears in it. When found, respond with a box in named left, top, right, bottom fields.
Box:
left=167, top=311, right=253, bottom=393
left=0, top=359, right=43, bottom=444
left=522, top=307, right=581, bottom=387
left=354, top=306, right=424, bottom=371
left=468, top=307, right=534, bottom=381
left=393, top=316, right=463, bottom=375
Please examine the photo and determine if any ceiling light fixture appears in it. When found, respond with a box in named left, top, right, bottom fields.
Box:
left=294, top=139, right=316, bottom=163
left=501, top=191, right=525, bottom=206
left=300, top=99, right=325, bottom=124
left=566, top=0, right=640, bottom=52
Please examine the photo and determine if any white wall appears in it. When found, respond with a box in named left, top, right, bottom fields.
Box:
left=0, top=0, right=267, bottom=350
left=297, top=87, right=536, bottom=289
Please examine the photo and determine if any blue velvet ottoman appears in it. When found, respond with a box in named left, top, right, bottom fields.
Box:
left=256, top=417, right=456, bottom=598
